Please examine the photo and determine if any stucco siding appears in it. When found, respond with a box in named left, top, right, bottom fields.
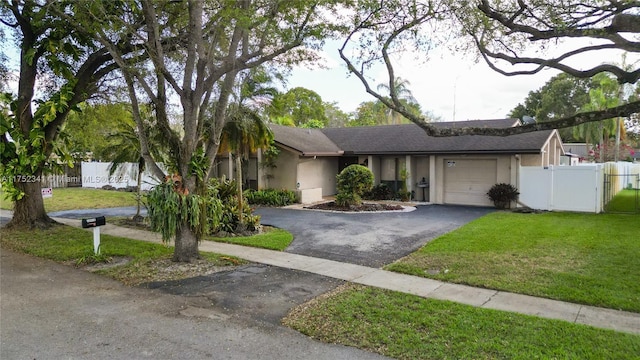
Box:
left=368, top=156, right=381, bottom=185
left=297, top=157, right=338, bottom=196
left=269, top=150, right=297, bottom=191
left=520, top=154, right=543, bottom=166
left=216, top=156, right=232, bottom=179
left=413, top=156, right=430, bottom=201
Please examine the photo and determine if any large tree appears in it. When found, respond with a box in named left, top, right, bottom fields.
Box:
left=268, top=87, right=329, bottom=127
left=61, top=103, right=135, bottom=161
left=339, top=0, right=640, bottom=137
left=0, top=0, right=124, bottom=229
left=73, top=0, right=344, bottom=262
left=509, top=73, right=593, bottom=141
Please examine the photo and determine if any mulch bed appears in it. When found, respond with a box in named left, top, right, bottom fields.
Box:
left=305, top=201, right=404, bottom=212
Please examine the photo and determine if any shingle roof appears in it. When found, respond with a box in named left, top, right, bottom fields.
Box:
left=269, top=124, right=343, bottom=156
left=271, top=119, right=556, bottom=156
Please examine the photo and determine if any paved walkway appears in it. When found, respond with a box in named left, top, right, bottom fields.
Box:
left=51, top=216, right=640, bottom=335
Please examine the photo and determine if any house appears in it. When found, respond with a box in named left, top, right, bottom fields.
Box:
left=217, top=119, right=565, bottom=207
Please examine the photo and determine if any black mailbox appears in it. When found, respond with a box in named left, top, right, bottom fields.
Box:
left=82, top=216, right=106, bottom=228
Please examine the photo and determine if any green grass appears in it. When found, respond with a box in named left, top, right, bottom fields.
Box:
left=386, top=211, right=640, bottom=312
left=0, top=224, right=241, bottom=285
left=206, top=227, right=293, bottom=251
left=1, top=187, right=139, bottom=212
left=284, top=285, right=640, bottom=360
left=607, top=189, right=640, bottom=213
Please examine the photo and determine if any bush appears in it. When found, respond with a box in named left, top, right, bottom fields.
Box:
left=245, top=188, right=297, bottom=206
left=363, top=183, right=394, bottom=201
left=208, top=178, right=260, bottom=235
left=487, top=183, right=519, bottom=209
left=335, top=164, right=374, bottom=207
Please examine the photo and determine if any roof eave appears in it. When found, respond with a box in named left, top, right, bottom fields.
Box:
left=300, top=151, right=345, bottom=157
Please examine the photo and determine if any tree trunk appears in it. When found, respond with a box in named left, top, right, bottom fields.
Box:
left=172, top=225, right=200, bottom=262
left=7, top=179, right=55, bottom=229
left=235, top=155, right=245, bottom=230
left=133, top=166, right=144, bottom=223
left=599, top=122, right=605, bottom=162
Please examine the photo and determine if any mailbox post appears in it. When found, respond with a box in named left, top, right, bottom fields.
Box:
left=81, top=216, right=106, bottom=254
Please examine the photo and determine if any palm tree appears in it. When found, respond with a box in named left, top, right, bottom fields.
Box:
left=102, top=112, right=166, bottom=221
left=377, top=77, right=417, bottom=125
left=218, top=68, right=277, bottom=229
left=219, top=104, right=273, bottom=229
left=573, top=74, right=619, bottom=162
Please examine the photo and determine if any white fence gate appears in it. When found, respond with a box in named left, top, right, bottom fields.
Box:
left=519, top=162, right=640, bottom=213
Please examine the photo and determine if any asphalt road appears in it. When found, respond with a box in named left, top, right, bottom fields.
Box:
left=0, top=249, right=388, bottom=360
left=1, top=203, right=492, bottom=359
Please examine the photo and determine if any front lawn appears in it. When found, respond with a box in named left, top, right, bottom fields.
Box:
left=0, top=225, right=242, bottom=285
left=386, top=211, right=640, bottom=312
left=1, top=187, right=139, bottom=212
left=206, top=227, right=293, bottom=251
left=284, top=285, right=640, bottom=360
left=607, top=189, right=640, bottom=213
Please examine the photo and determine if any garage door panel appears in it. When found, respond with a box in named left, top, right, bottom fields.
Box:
left=444, top=159, right=497, bottom=206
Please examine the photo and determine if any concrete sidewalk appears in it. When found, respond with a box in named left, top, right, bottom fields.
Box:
left=51, top=217, right=640, bottom=335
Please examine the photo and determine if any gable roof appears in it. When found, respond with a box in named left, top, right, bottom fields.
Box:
left=272, top=119, right=559, bottom=156
left=270, top=124, right=343, bottom=156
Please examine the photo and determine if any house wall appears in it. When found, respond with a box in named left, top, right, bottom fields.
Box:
left=269, top=149, right=298, bottom=191
left=246, top=156, right=259, bottom=189
left=297, top=157, right=339, bottom=196
left=412, top=156, right=430, bottom=201
left=380, top=157, right=396, bottom=181
left=215, top=156, right=233, bottom=180
left=520, top=150, right=563, bottom=167
left=368, top=156, right=381, bottom=185
left=520, top=154, right=543, bottom=166
left=431, top=155, right=514, bottom=206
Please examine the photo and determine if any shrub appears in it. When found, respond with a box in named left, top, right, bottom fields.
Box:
left=487, top=183, right=519, bottom=209
left=245, top=188, right=297, bottom=206
left=208, top=178, right=260, bottom=235
left=335, top=164, right=374, bottom=207
left=363, top=183, right=394, bottom=201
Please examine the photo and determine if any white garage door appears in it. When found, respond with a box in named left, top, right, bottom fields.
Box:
left=443, top=159, right=497, bottom=206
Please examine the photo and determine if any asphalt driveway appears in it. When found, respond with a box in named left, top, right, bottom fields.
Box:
left=41, top=204, right=492, bottom=268
left=255, top=204, right=493, bottom=267
left=45, top=204, right=492, bottom=267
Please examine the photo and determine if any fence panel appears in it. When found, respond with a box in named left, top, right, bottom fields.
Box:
left=519, top=167, right=552, bottom=210
left=81, top=162, right=162, bottom=191
left=519, top=162, right=640, bottom=213
left=519, top=164, right=602, bottom=213
left=552, top=165, right=602, bottom=213
left=41, top=175, right=68, bottom=188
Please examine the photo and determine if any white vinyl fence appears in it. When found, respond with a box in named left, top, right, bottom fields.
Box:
left=81, top=162, right=162, bottom=191
left=519, top=162, right=640, bottom=213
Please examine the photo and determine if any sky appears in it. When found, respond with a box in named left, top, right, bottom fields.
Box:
left=284, top=39, right=636, bottom=123
left=284, top=42, right=560, bottom=122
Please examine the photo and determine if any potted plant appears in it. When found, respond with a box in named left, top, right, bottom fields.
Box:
left=487, top=183, right=519, bottom=209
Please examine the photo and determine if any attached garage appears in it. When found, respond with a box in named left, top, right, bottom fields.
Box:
left=270, top=121, right=564, bottom=207
left=443, top=159, right=497, bottom=206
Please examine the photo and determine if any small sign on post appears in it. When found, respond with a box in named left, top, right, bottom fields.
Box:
left=41, top=187, right=53, bottom=198
left=81, top=216, right=106, bottom=254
